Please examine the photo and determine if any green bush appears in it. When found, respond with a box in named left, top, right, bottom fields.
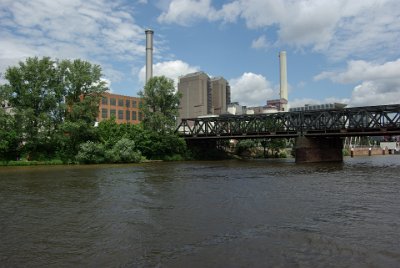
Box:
left=76, top=141, right=105, bottom=164
left=0, top=159, right=64, bottom=166
left=105, top=138, right=142, bottom=163
left=235, top=140, right=257, bottom=155
left=278, top=152, right=287, bottom=158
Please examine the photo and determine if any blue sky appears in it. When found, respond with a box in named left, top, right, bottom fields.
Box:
left=1, top=0, right=400, bottom=108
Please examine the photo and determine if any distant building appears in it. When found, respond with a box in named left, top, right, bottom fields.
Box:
left=227, top=102, right=245, bottom=115
left=97, top=92, right=142, bottom=124
left=178, top=72, right=212, bottom=120
left=178, top=72, right=231, bottom=120
left=267, top=99, right=288, bottom=112
left=211, top=77, right=231, bottom=115
left=289, top=103, right=347, bottom=112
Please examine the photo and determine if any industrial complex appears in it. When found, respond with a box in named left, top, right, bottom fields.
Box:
left=96, top=29, right=345, bottom=124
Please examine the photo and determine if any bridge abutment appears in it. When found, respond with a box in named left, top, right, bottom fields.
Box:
left=295, top=136, right=343, bottom=163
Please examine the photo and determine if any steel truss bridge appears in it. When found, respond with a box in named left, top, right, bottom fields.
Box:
left=176, top=104, right=400, bottom=140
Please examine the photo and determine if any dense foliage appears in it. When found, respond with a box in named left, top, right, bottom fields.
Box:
left=0, top=58, right=188, bottom=164
left=0, top=57, right=106, bottom=161
left=139, top=76, right=181, bottom=134
left=235, top=139, right=287, bottom=158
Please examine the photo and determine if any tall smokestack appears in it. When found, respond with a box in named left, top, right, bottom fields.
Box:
left=145, top=29, right=154, bottom=84
left=279, top=51, right=288, bottom=101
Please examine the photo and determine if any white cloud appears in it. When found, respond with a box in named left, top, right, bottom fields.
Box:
left=315, top=59, right=400, bottom=84
left=156, top=0, right=400, bottom=60
left=229, top=72, right=275, bottom=107
left=0, top=0, right=145, bottom=87
left=157, top=0, right=217, bottom=26
left=315, top=59, right=400, bottom=106
left=251, top=35, right=270, bottom=50
left=138, top=60, right=200, bottom=87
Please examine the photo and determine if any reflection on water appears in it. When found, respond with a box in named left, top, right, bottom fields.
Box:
left=1, top=156, right=400, bottom=267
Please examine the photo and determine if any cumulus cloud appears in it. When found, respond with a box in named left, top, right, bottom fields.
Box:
left=349, top=81, right=400, bottom=107
left=315, top=59, right=400, bottom=106
left=0, top=0, right=145, bottom=86
left=229, top=72, right=275, bottom=107
left=156, top=0, right=400, bottom=60
left=158, top=0, right=218, bottom=26
left=138, top=60, right=200, bottom=87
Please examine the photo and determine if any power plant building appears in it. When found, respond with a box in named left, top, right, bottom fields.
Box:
left=178, top=72, right=231, bottom=120
left=211, top=77, right=231, bottom=115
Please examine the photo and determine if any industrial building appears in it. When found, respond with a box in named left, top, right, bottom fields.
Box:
left=289, top=103, right=347, bottom=112
left=211, top=77, right=231, bottom=115
left=177, top=72, right=231, bottom=120
left=97, top=92, right=142, bottom=124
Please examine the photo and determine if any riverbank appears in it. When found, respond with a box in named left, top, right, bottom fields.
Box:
left=0, top=160, right=64, bottom=166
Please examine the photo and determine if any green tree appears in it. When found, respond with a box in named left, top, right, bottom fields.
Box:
left=59, top=59, right=107, bottom=160
left=1, top=57, right=107, bottom=161
left=139, top=76, right=181, bottom=133
left=0, top=104, right=18, bottom=160
left=3, top=57, right=60, bottom=159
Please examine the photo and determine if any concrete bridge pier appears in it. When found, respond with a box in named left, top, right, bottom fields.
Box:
left=295, top=136, right=343, bottom=163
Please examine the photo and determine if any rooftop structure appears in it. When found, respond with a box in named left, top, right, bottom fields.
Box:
left=289, top=103, right=347, bottom=112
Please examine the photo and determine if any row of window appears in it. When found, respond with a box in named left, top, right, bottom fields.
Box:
left=102, top=97, right=140, bottom=108
left=101, top=108, right=142, bottom=121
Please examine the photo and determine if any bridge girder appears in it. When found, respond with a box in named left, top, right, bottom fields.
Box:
left=177, top=104, right=400, bottom=140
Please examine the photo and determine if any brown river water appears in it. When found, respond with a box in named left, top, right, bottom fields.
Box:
left=1, top=156, right=400, bottom=267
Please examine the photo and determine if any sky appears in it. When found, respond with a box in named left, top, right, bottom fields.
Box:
left=1, top=0, right=400, bottom=108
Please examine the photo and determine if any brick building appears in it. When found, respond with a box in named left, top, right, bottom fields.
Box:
left=97, top=92, right=142, bottom=124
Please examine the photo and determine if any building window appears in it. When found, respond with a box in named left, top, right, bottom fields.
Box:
left=102, top=97, right=108, bottom=105
left=101, top=108, right=108, bottom=118
left=118, top=110, right=123, bottom=119
left=118, top=99, right=124, bottom=107
left=110, top=98, right=116, bottom=106
left=125, top=100, right=130, bottom=107
left=126, top=110, right=130, bottom=120
left=132, top=100, right=137, bottom=108
left=138, top=112, right=143, bottom=121
left=110, top=109, right=116, bottom=118
left=132, top=111, right=137, bottom=120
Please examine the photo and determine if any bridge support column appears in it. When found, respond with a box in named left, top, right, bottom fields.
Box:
left=295, top=136, right=343, bottom=163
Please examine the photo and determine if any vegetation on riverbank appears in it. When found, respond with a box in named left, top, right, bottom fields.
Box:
left=0, top=57, right=188, bottom=165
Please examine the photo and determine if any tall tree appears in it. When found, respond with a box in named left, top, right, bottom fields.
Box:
left=139, top=76, right=181, bottom=133
left=1, top=57, right=107, bottom=161
left=58, top=59, right=107, bottom=160
left=3, top=57, right=59, bottom=159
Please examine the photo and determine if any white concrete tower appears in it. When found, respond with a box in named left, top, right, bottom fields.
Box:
left=145, top=29, right=154, bottom=84
left=279, top=51, right=288, bottom=101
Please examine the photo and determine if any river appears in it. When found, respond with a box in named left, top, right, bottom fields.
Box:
left=1, top=156, right=399, bottom=267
